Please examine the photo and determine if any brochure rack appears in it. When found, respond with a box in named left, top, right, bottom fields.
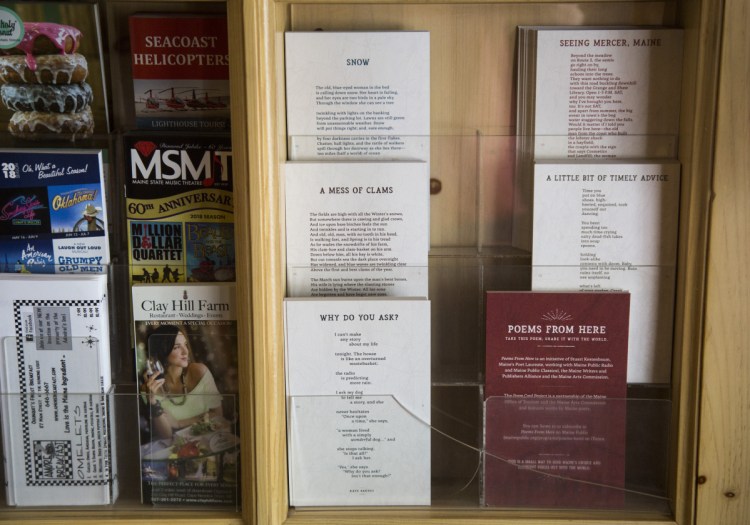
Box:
left=243, top=1, right=732, bottom=525
left=0, top=0, right=248, bottom=523
left=1, top=0, right=748, bottom=524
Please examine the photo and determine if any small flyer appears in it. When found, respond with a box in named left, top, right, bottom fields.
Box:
left=0, top=273, right=116, bottom=506
left=129, top=14, right=230, bottom=131
left=284, top=297, right=431, bottom=505
left=483, top=291, right=629, bottom=508
left=285, top=31, right=429, bottom=161
left=284, top=161, right=429, bottom=298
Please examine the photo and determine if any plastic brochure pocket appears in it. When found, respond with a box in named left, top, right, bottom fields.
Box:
left=138, top=393, right=240, bottom=509
left=483, top=396, right=671, bottom=510
left=288, top=394, right=431, bottom=507
left=0, top=336, right=117, bottom=506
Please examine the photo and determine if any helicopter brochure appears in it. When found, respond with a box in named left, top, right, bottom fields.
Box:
left=129, top=14, right=230, bottom=131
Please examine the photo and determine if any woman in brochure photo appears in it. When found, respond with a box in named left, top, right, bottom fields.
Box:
left=140, top=324, right=225, bottom=439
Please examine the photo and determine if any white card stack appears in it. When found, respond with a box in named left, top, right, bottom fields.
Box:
left=0, top=273, right=117, bottom=506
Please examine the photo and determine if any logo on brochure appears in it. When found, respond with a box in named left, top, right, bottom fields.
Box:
left=0, top=7, right=23, bottom=49
left=1, top=161, right=19, bottom=179
left=51, top=188, right=98, bottom=211
left=130, top=140, right=232, bottom=185
left=21, top=242, right=54, bottom=269
left=33, top=440, right=73, bottom=480
left=0, top=195, right=45, bottom=225
left=541, top=309, right=573, bottom=322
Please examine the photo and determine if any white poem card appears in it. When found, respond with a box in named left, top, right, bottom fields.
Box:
left=288, top=395, right=430, bottom=506
left=532, top=161, right=680, bottom=383
left=285, top=31, right=430, bottom=162
left=284, top=161, right=429, bottom=298
left=532, top=28, right=683, bottom=160
left=512, top=27, right=683, bottom=251
left=284, top=297, right=431, bottom=505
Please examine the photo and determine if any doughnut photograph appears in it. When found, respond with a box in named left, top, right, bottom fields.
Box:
left=0, top=4, right=107, bottom=142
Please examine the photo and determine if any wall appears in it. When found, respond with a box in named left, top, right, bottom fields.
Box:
left=697, top=0, right=750, bottom=523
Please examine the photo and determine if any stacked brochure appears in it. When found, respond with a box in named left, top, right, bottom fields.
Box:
left=284, top=298, right=431, bottom=506
left=283, top=31, right=432, bottom=506
left=285, top=31, right=429, bottom=162
left=0, top=273, right=117, bottom=506
left=514, top=26, right=684, bottom=250
left=531, top=161, right=680, bottom=384
left=514, top=26, right=684, bottom=385
left=124, top=134, right=234, bottom=284
left=132, top=283, right=240, bottom=506
left=0, top=149, right=110, bottom=273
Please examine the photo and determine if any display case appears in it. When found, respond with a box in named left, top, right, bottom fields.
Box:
left=0, top=0, right=249, bottom=523
left=0, top=0, right=748, bottom=524
left=241, top=0, right=733, bottom=524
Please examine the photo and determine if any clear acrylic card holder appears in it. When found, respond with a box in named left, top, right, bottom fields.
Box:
left=135, top=391, right=240, bottom=509
left=0, top=335, right=117, bottom=508
left=281, top=128, right=680, bottom=516
left=483, top=396, right=671, bottom=512
left=0, top=391, right=240, bottom=511
left=0, top=325, right=241, bottom=511
left=136, top=330, right=240, bottom=509
left=285, top=392, right=672, bottom=513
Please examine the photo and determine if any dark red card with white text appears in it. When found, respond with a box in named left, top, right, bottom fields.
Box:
left=483, top=291, right=629, bottom=508
left=484, top=396, right=627, bottom=508
left=485, top=291, right=629, bottom=399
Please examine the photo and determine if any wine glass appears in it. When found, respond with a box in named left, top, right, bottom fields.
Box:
left=146, top=357, right=165, bottom=393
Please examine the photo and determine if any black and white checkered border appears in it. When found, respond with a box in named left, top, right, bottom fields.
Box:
left=13, top=298, right=108, bottom=487
left=28, top=478, right=112, bottom=487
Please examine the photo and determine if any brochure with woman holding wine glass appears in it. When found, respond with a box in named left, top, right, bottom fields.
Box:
left=132, top=283, right=240, bottom=507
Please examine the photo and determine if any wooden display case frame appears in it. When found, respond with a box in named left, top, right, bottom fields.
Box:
left=239, top=0, right=725, bottom=525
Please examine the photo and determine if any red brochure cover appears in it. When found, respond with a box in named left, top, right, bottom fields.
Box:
left=129, top=14, right=230, bottom=131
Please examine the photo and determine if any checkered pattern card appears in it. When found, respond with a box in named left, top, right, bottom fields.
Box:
left=0, top=273, right=116, bottom=506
